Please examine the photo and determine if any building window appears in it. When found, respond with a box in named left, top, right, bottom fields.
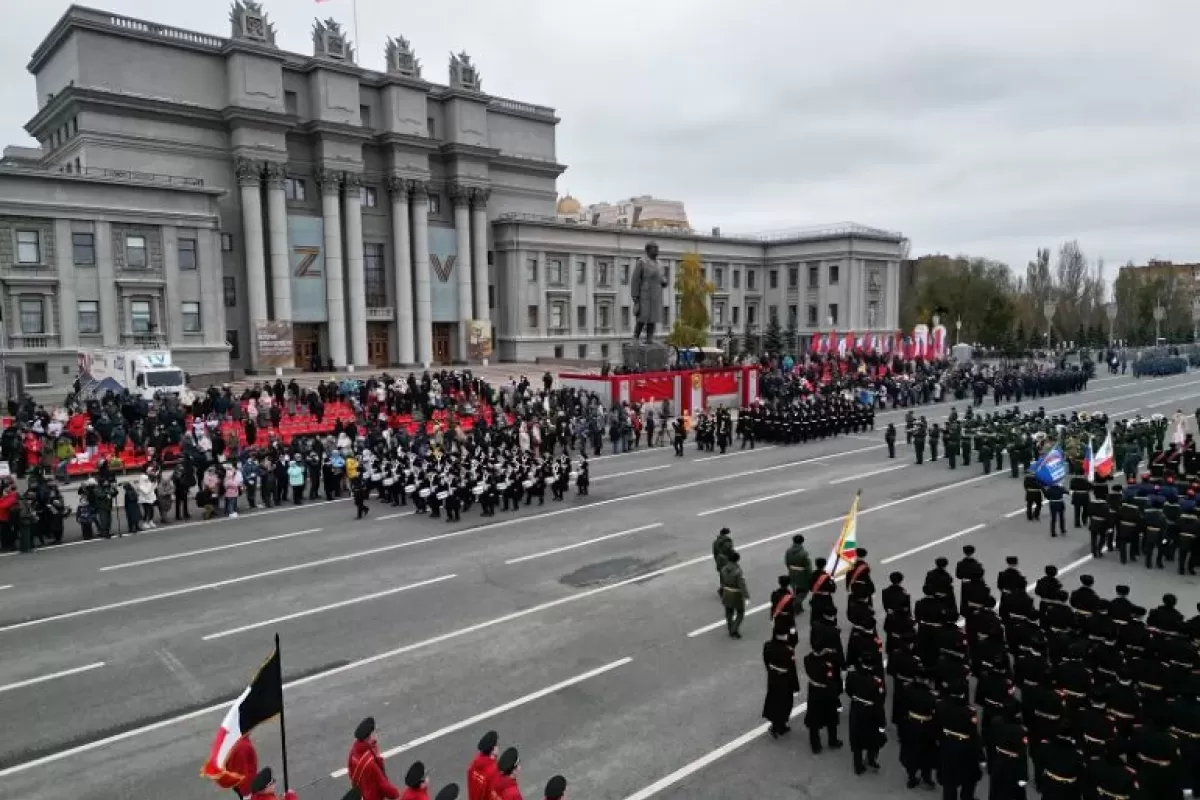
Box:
left=577, top=344, right=587, bottom=359
left=526, top=258, right=538, bottom=283
left=125, top=235, right=148, bottom=268
left=750, top=270, right=761, bottom=291
left=182, top=302, right=201, bottom=333
left=808, top=264, right=819, bottom=288
left=284, top=91, right=298, bottom=115
left=714, top=302, right=725, bottom=327
left=223, top=276, right=237, bottom=308
left=769, top=269, right=778, bottom=290
left=806, top=304, right=818, bottom=326
left=621, top=305, right=630, bottom=331
left=178, top=237, right=198, bottom=270
left=78, top=300, right=100, bottom=334
left=360, top=186, right=378, bottom=208
left=597, top=304, right=612, bottom=330
left=733, top=269, right=741, bottom=290
left=620, top=262, right=630, bottom=285
left=601, top=344, right=610, bottom=359
left=489, top=285, right=495, bottom=309
left=221, top=233, right=234, bottom=252
left=788, top=304, right=798, bottom=328
left=72, top=232, right=95, bottom=266
left=867, top=300, right=879, bottom=328
left=15, top=230, right=41, bottom=264
left=663, top=265, right=671, bottom=286
left=714, top=266, right=725, bottom=289
left=19, top=297, right=45, bottom=333
left=428, top=194, right=441, bottom=214
left=427, top=117, right=436, bottom=138
left=284, top=178, right=307, bottom=202
left=769, top=305, right=779, bottom=324
left=74, top=157, right=81, bottom=174
left=596, top=260, right=611, bottom=286
left=227, top=330, right=241, bottom=360
left=577, top=261, right=587, bottom=285
left=732, top=306, right=741, bottom=326
left=550, top=304, right=564, bottom=330
left=364, top=243, right=387, bottom=306
left=828, top=303, right=839, bottom=326
left=747, top=305, right=758, bottom=328
left=663, top=305, right=670, bottom=326
left=130, top=300, right=152, bottom=333
left=828, top=264, right=840, bottom=285
left=548, top=259, right=564, bottom=285
left=576, top=305, right=587, bottom=329
left=553, top=345, right=564, bottom=359
left=25, top=362, right=49, bottom=385
left=788, top=266, right=799, bottom=288
left=359, top=105, right=372, bottom=128
left=527, top=305, right=539, bottom=329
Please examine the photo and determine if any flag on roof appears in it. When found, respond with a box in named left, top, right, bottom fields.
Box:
left=826, top=490, right=861, bottom=579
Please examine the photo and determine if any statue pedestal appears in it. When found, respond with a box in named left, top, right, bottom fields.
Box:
left=622, top=342, right=670, bottom=372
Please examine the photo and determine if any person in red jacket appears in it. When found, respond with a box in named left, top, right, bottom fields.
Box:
left=248, top=767, right=298, bottom=800
left=348, top=717, right=401, bottom=800
left=543, top=776, right=567, bottom=800
left=467, top=730, right=499, bottom=800
left=488, top=749, right=523, bottom=800
left=401, top=761, right=429, bottom=800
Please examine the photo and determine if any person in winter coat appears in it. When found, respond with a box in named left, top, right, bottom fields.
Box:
left=287, top=459, right=305, bottom=505
left=223, top=465, right=242, bottom=518
left=156, top=471, right=174, bottom=521
left=122, top=482, right=141, bottom=534
left=135, top=472, right=157, bottom=528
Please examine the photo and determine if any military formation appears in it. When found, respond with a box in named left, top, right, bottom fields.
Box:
left=733, top=396, right=876, bottom=447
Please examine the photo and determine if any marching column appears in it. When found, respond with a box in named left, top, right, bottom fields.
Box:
left=263, top=162, right=292, bottom=323
left=450, top=183, right=473, bottom=360
left=388, top=176, right=415, bottom=365
left=343, top=173, right=368, bottom=369
left=317, top=168, right=348, bottom=369
left=235, top=157, right=267, bottom=371
left=410, top=180, right=433, bottom=366
left=470, top=188, right=490, bottom=330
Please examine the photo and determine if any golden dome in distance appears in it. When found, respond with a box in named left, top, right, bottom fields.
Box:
left=556, top=193, right=581, bottom=215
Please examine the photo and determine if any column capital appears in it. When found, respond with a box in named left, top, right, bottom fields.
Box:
left=262, top=161, right=288, bottom=190
left=387, top=175, right=409, bottom=199
left=469, top=187, right=491, bottom=209
left=342, top=172, right=364, bottom=192
left=234, top=157, right=263, bottom=187
left=448, top=182, right=472, bottom=207
left=314, top=168, right=343, bottom=195
left=407, top=179, right=430, bottom=199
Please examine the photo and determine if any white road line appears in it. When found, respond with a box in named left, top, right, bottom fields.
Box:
left=1027, top=554, right=1093, bottom=593
left=1147, top=397, right=1187, bottom=409
left=593, top=465, right=672, bottom=482
left=202, top=573, right=457, bottom=641
left=696, top=487, right=810, bottom=517
left=329, top=657, right=634, bottom=779
left=881, top=523, right=987, bottom=564
left=830, top=463, right=908, bottom=484
left=1110, top=407, right=1140, bottom=417
left=377, top=512, right=416, bottom=521
left=1004, top=508, right=1027, bottom=518
left=590, top=447, right=662, bottom=462
left=504, top=524, right=663, bottom=565
left=0, top=584, right=11, bottom=591
left=695, top=446, right=777, bottom=462
left=98, top=528, right=323, bottom=572
left=687, top=602, right=770, bottom=637
left=0, top=661, right=106, bottom=695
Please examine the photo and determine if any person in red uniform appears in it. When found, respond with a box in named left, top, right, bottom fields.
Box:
left=247, top=767, right=298, bottom=800
left=543, top=775, right=567, bottom=800
left=467, top=730, right=499, bottom=800
left=225, top=736, right=259, bottom=799
left=348, top=717, right=401, bottom=800
left=488, top=748, right=523, bottom=800
left=401, top=761, right=429, bottom=800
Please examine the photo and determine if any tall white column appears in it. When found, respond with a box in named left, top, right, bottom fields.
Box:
left=235, top=157, right=267, bottom=371
left=470, top=189, right=490, bottom=325
left=450, top=184, right=473, bottom=360
left=263, top=162, right=292, bottom=322
left=53, top=220, right=79, bottom=348
left=317, top=168, right=347, bottom=369
left=160, top=225, right=184, bottom=344
left=410, top=181, right=433, bottom=367
left=94, top=222, right=119, bottom=347
left=343, top=174, right=368, bottom=369
left=389, top=176, right=415, bottom=364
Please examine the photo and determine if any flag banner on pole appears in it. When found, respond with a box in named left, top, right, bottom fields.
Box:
left=826, top=490, right=861, bottom=579
left=201, top=644, right=284, bottom=787
left=1083, top=432, right=1115, bottom=480
left=1032, top=445, right=1067, bottom=487
left=1172, top=414, right=1187, bottom=450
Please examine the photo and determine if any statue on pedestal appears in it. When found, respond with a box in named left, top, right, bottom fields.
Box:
left=631, top=241, right=669, bottom=344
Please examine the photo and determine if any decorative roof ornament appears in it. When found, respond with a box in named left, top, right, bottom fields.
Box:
left=449, top=51, right=481, bottom=92
left=230, top=0, right=276, bottom=45
left=312, top=17, right=354, bottom=63
left=385, top=36, right=421, bottom=79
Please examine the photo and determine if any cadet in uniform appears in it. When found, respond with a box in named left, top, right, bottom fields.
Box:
left=719, top=551, right=749, bottom=638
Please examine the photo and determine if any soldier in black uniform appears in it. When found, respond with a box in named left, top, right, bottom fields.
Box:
left=987, top=712, right=1030, bottom=800
left=1087, top=484, right=1111, bottom=558
left=936, top=681, right=984, bottom=800
left=898, top=675, right=938, bottom=789
left=1044, top=480, right=1067, bottom=537
left=1069, top=465, right=1091, bottom=528
left=846, top=652, right=887, bottom=775
left=1035, top=724, right=1083, bottom=800
left=803, top=645, right=844, bottom=754
left=1024, top=469, right=1043, bottom=520
left=885, top=423, right=897, bottom=459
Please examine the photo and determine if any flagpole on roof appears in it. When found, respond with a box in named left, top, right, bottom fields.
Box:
left=275, top=634, right=291, bottom=793
left=352, top=0, right=360, bottom=62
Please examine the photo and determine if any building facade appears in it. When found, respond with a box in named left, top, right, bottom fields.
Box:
left=555, top=194, right=690, bottom=231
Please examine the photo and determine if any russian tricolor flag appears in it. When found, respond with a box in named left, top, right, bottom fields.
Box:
left=1084, top=433, right=1115, bottom=481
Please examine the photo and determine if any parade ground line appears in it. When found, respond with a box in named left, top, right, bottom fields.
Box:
left=830, top=463, right=907, bottom=484
left=881, top=523, right=987, bottom=564
left=97, top=528, right=324, bottom=572
left=328, top=657, right=634, bottom=779
left=201, top=573, right=458, bottom=641
left=0, top=661, right=106, bottom=695
left=0, top=584, right=11, bottom=591
left=592, top=464, right=672, bottom=482
left=696, top=446, right=777, bottom=462
left=505, top=523, right=663, bottom=565
left=696, top=487, right=809, bottom=517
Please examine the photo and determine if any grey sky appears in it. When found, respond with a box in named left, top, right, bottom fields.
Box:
left=3, top=0, right=1197, bottom=277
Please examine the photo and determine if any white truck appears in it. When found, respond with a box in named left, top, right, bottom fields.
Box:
left=77, top=348, right=187, bottom=400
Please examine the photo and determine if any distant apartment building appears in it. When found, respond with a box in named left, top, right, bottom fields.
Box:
left=556, top=194, right=690, bottom=231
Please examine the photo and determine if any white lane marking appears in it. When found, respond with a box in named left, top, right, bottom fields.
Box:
left=1027, top=554, right=1094, bottom=594
left=1004, top=508, right=1027, bottom=518
left=593, top=465, right=672, bottom=482
left=1147, top=396, right=1189, bottom=409
left=590, top=447, right=662, bottom=462
left=695, top=446, right=777, bottom=462
left=0, top=661, right=106, bottom=695
left=847, top=435, right=878, bottom=442
left=328, top=657, right=634, bottom=779
left=98, top=528, right=323, bottom=572
left=376, top=512, right=417, bottom=521
left=1110, top=407, right=1140, bottom=417
left=0, top=584, right=11, bottom=591
left=696, top=487, right=809, bottom=517
left=202, top=573, right=457, bottom=641
left=881, top=523, right=987, bottom=564
left=686, top=602, right=771, bottom=638
left=830, top=463, right=908, bottom=485
left=504, top=524, right=663, bottom=565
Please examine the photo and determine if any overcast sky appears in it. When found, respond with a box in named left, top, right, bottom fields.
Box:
left=2, top=0, right=1197, bottom=277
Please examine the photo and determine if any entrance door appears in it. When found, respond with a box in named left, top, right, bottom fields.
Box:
left=367, top=323, right=389, bottom=368
left=293, top=324, right=319, bottom=371
left=432, top=323, right=452, bottom=365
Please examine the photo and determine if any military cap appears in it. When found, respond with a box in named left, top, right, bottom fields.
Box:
left=1115, top=585, right=1130, bottom=595
left=855, top=547, right=867, bottom=558
left=250, top=768, right=273, bottom=793
left=935, top=557, right=949, bottom=568
left=720, top=527, right=731, bottom=536
left=793, top=534, right=804, bottom=544
left=1080, top=575, right=1094, bottom=587
left=478, top=730, right=499, bottom=754
left=1044, top=565, right=1057, bottom=577
left=354, top=717, right=376, bottom=741
left=434, top=785, right=460, bottom=800
left=545, top=775, right=568, bottom=799
left=889, top=571, right=903, bottom=584
left=728, top=551, right=740, bottom=563
left=1163, top=593, right=1177, bottom=607
left=1006, top=556, right=1018, bottom=566
left=497, top=747, right=520, bottom=775
left=404, top=761, right=426, bottom=789
left=962, top=545, right=975, bottom=556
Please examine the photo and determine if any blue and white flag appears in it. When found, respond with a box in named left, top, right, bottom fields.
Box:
left=1032, top=445, right=1067, bottom=486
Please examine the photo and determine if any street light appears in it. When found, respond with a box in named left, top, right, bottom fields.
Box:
left=1043, top=299, right=1057, bottom=351
left=1153, top=304, right=1166, bottom=345
left=1105, top=302, right=1117, bottom=346
left=955, top=317, right=962, bottom=345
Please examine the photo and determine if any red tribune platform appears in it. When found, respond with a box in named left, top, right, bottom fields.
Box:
left=559, top=365, right=760, bottom=414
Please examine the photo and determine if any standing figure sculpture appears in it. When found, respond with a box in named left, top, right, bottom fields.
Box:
left=631, top=242, right=670, bottom=344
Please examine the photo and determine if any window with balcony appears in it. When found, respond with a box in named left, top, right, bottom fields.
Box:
left=576, top=305, right=587, bottom=329
left=597, top=304, right=612, bottom=331
left=549, top=303, right=565, bottom=331
left=788, top=305, right=798, bottom=328
left=284, top=178, right=306, bottom=201
left=714, top=266, right=725, bottom=289
left=621, top=305, right=630, bottom=331
left=733, top=269, right=741, bottom=290
left=620, top=262, right=630, bottom=285
left=78, top=301, right=100, bottom=334
left=732, top=306, right=741, bottom=326
left=182, top=302, right=201, bottom=333
left=547, top=259, right=564, bottom=285
left=747, top=304, right=758, bottom=328
left=223, top=277, right=237, bottom=308
left=577, top=261, right=587, bottom=285
left=769, top=305, right=779, bottom=324
left=596, top=260, right=611, bottom=286
left=714, top=302, right=726, bottom=327
left=19, top=297, right=45, bottom=334
left=364, top=243, right=387, bottom=307
left=130, top=300, right=152, bottom=333
left=16, top=230, right=40, bottom=264
left=747, top=269, right=757, bottom=291
left=178, top=237, right=197, bottom=270
left=125, top=235, right=148, bottom=268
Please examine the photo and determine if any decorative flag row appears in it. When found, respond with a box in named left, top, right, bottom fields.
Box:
left=809, top=324, right=949, bottom=359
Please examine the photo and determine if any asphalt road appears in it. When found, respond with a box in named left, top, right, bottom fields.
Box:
left=1, top=371, right=1198, bottom=800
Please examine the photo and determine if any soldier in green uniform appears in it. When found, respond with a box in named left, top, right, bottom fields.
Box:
left=712, top=527, right=733, bottom=598
left=885, top=424, right=897, bottom=459
left=961, top=429, right=972, bottom=467
left=913, top=424, right=926, bottom=465
left=720, top=551, right=750, bottom=638
left=785, top=534, right=813, bottom=613
left=979, top=435, right=994, bottom=475
left=928, top=423, right=940, bottom=462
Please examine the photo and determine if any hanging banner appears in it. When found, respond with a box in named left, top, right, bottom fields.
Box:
left=288, top=216, right=328, bottom=322
left=466, top=320, right=493, bottom=361
left=631, top=375, right=675, bottom=404
left=702, top=370, right=738, bottom=397
left=255, top=320, right=295, bottom=370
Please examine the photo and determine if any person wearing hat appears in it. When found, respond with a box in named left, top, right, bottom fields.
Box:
left=542, top=775, right=567, bottom=800
left=711, top=527, right=733, bottom=598
left=400, top=761, right=429, bottom=800
left=347, top=717, right=402, bottom=800
left=467, top=731, right=499, bottom=800
left=784, top=534, right=813, bottom=612
left=845, top=547, right=873, bottom=597
left=769, top=575, right=794, bottom=621
left=489, top=748, right=522, bottom=800
left=248, top=767, right=298, bottom=800
left=762, top=619, right=796, bottom=738
left=719, top=550, right=749, bottom=639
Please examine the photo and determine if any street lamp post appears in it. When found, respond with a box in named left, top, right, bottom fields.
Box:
left=1153, top=304, right=1166, bottom=345
left=1043, top=299, right=1057, bottom=352
left=1105, top=302, right=1117, bottom=346
left=955, top=317, right=962, bottom=345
